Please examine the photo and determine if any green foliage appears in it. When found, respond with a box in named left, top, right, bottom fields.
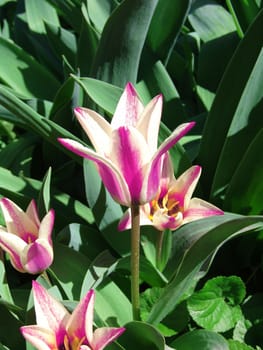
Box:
left=0, top=0, right=262, bottom=349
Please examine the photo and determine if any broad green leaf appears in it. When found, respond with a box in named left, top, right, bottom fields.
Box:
left=45, top=22, right=77, bottom=68
left=56, top=223, right=108, bottom=260
left=80, top=250, right=118, bottom=295
left=171, top=329, right=229, bottom=350
left=92, top=0, right=158, bottom=87
left=211, top=47, right=263, bottom=205
left=188, top=0, right=236, bottom=42
left=45, top=0, right=83, bottom=33
left=95, top=279, right=132, bottom=326
left=187, top=276, right=246, bottom=332
left=138, top=58, right=188, bottom=127
left=0, top=38, right=60, bottom=100
left=0, top=304, right=25, bottom=350
left=226, top=0, right=260, bottom=36
left=0, top=133, right=37, bottom=176
left=118, top=321, right=165, bottom=350
left=25, top=0, right=59, bottom=34
left=224, top=129, right=263, bottom=214
left=147, top=216, right=263, bottom=324
left=117, top=255, right=168, bottom=287
left=71, top=76, right=123, bottom=114
left=147, top=0, right=191, bottom=63
left=49, top=243, right=90, bottom=300
left=77, top=4, right=99, bottom=76
left=87, top=0, right=117, bottom=33
left=197, top=8, right=263, bottom=197
left=0, top=86, right=83, bottom=162
left=228, top=340, right=256, bottom=350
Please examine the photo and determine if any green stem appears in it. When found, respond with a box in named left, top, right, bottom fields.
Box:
left=130, top=203, right=141, bottom=321
left=156, top=230, right=164, bottom=270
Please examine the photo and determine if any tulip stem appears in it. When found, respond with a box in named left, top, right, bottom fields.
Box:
left=131, top=203, right=140, bottom=321
left=156, top=230, right=164, bottom=270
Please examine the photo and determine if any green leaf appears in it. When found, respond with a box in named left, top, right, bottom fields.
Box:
left=72, top=76, right=123, bottom=114
left=95, top=279, right=133, bottom=326
left=0, top=166, right=94, bottom=230
left=92, top=0, right=158, bottom=87
left=25, top=0, right=59, bottom=34
left=188, top=0, right=236, bottom=42
left=80, top=250, right=118, bottom=295
left=0, top=37, right=60, bottom=100
left=187, top=276, right=246, bottom=332
left=45, top=22, right=77, bottom=68
left=228, top=339, right=256, bottom=350
left=226, top=0, right=260, bottom=36
left=0, top=304, right=25, bottom=350
left=86, top=0, right=117, bottom=33
left=49, top=243, right=90, bottom=300
left=197, top=8, right=263, bottom=197
left=170, top=329, right=229, bottom=350
left=147, top=0, right=191, bottom=63
left=118, top=321, right=165, bottom=350
left=147, top=215, right=263, bottom=324
left=224, top=126, right=263, bottom=215
left=210, top=47, right=263, bottom=205
left=0, top=261, right=13, bottom=304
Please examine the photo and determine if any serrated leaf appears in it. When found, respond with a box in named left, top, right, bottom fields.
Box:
left=228, top=339, right=256, bottom=350
left=187, top=276, right=246, bottom=332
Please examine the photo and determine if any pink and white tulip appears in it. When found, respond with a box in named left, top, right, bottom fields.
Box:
left=58, top=83, right=195, bottom=206
left=0, top=198, right=54, bottom=274
left=21, top=281, right=125, bottom=350
left=119, top=153, right=223, bottom=231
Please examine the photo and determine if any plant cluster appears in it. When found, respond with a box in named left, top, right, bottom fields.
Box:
left=0, top=1, right=262, bottom=349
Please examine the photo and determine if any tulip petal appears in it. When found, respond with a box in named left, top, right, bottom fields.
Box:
left=67, top=289, right=94, bottom=344
left=118, top=207, right=152, bottom=231
left=26, top=200, right=41, bottom=227
left=58, top=138, right=131, bottom=205
left=92, top=327, right=126, bottom=350
left=144, top=122, right=195, bottom=202
left=0, top=198, right=38, bottom=238
left=183, top=198, right=224, bottom=224
left=74, top=107, right=112, bottom=154
left=172, top=166, right=201, bottom=208
left=20, top=325, right=57, bottom=350
left=0, top=231, right=26, bottom=271
left=136, top=94, right=163, bottom=151
left=152, top=210, right=183, bottom=231
left=38, top=209, right=55, bottom=243
left=32, top=281, right=69, bottom=340
left=22, top=239, right=53, bottom=274
left=110, top=127, right=150, bottom=204
left=111, top=82, right=144, bottom=129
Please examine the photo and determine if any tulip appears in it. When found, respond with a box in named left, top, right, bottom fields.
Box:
left=0, top=198, right=54, bottom=274
left=21, top=281, right=125, bottom=350
left=58, top=82, right=195, bottom=207
left=119, top=153, right=224, bottom=232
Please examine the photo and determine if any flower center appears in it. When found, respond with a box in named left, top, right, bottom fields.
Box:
left=22, top=232, right=37, bottom=244
left=149, top=192, right=181, bottom=220
left=59, top=335, right=87, bottom=350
